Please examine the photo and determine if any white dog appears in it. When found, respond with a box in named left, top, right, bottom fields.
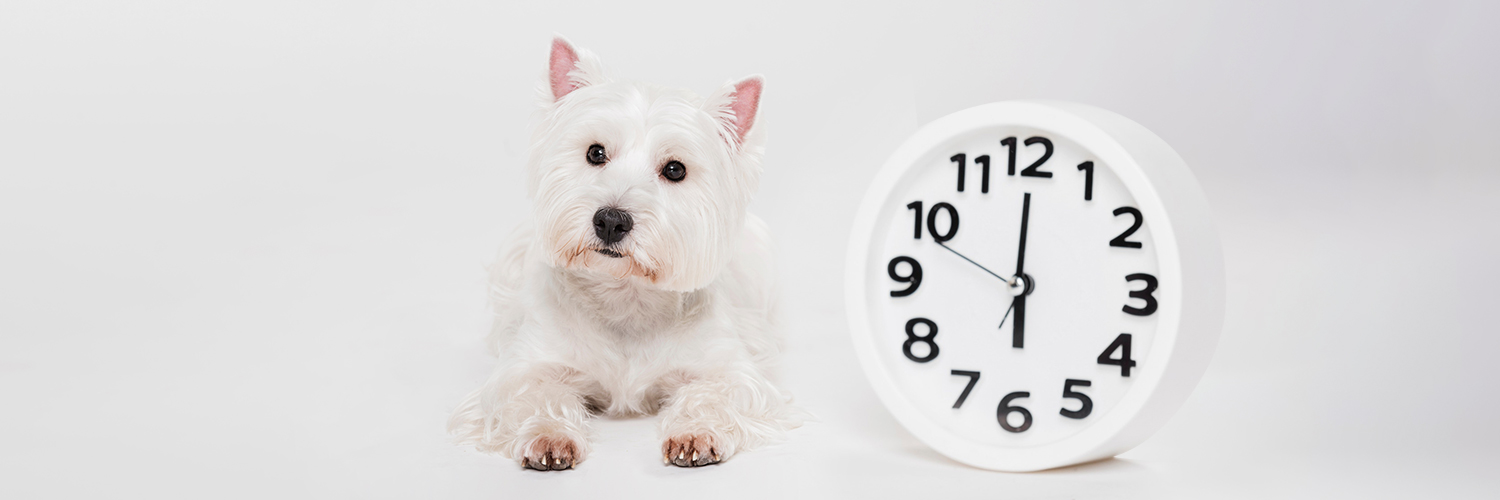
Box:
left=448, top=37, right=800, bottom=470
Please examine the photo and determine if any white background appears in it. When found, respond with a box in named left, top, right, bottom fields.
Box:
left=2, top=1, right=1497, bottom=498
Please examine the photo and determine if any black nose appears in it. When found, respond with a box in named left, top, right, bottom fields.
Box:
left=592, top=207, right=633, bottom=245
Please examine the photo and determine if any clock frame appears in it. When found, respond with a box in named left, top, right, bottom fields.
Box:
left=844, top=101, right=1224, bottom=472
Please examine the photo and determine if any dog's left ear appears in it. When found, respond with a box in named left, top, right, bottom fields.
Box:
left=707, top=75, right=764, bottom=148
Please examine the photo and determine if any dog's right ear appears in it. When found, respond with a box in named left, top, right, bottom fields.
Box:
left=547, top=36, right=605, bottom=102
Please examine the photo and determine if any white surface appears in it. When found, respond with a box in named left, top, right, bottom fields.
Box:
left=2, top=1, right=1498, bottom=498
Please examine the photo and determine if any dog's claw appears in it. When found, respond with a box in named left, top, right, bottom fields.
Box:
left=521, top=435, right=579, bottom=471
left=663, top=433, right=725, bottom=468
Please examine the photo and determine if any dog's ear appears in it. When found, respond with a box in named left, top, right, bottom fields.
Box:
left=547, top=36, right=605, bottom=102
left=707, top=75, right=764, bottom=148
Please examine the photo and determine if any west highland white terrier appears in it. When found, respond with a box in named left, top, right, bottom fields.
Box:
left=448, top=37, right=800, bottom=470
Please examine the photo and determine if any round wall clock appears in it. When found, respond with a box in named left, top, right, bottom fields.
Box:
left=844, top=101, right=1224, bottom=472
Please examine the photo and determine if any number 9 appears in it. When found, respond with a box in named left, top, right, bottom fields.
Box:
left=888, top=256, right=923, bottom=297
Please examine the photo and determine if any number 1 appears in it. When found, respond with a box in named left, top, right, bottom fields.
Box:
left=1002, top=137, right=1017, bottom=176
left=950, top=154, right=966, bottom=192
left=1077, top=161, right=1094, bottom=201
left=975, top=155, right=990, bottom=193
left=906, top=201, right=922, bottom=239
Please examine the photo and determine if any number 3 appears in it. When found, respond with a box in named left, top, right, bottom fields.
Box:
left=1123, top=273, right=1158, bottom=316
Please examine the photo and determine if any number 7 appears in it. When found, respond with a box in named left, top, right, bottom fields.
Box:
left=951, top=370, right=981, bottom=408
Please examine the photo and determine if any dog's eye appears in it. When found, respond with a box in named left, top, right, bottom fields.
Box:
left=586, top=144, right=608, bottom=166
left=661, top=161, right=687, bottom=182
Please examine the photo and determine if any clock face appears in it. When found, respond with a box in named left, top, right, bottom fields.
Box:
left=863, top=125, right=1166, bottom=448
left=848, top=101, right=1223, bottom=471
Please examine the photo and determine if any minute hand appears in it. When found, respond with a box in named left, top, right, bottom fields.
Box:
left=1011, top=193, right=1031, bottom=349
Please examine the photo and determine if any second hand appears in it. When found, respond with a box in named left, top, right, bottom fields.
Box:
left=935, top=241, right=1009, bottom=283
left=997, top=301, right=1015, bottom=330
left=935, top=240, right=1022, bottom=331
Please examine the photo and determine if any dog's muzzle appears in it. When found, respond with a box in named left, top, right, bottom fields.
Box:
left=592, top=207, right=633, bottom=249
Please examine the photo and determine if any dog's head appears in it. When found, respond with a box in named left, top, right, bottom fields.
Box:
left=527, top=37, right=766, bottom=292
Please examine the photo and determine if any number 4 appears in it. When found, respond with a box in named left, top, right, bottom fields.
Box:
left=1097, top=333, right=1137, bottom=377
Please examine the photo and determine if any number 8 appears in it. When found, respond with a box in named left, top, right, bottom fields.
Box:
left=902, top=318, right=939, bottom=363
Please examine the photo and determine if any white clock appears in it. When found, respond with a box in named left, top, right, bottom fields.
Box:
left=844, top=101, right=1224, bottom=472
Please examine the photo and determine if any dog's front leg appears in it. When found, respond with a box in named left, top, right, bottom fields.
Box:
left=657, top=368, right=793, bottom=467
left=449, top=364, right=593, bottom=471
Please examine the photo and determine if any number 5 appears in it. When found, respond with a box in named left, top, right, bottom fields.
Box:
left=1060, top=379, right=1092, bottom=419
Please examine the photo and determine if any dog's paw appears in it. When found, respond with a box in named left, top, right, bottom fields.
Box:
left=520, top=434, right=580, bottom=471
left=662, top=432, right=727, bottom=468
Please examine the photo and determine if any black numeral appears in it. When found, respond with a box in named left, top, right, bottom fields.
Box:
left=905, top=201, right=960, bottom=243
left=902, top=318, right=939, bottom=363
left=1002, top=136, right=1054, bottom=178
left=1001, top=137, right=1017, bottom=176
left=950, top=154, right=966, bottom=192
left=906, top=201, right=922, bottom=239
left=950, top=370, right=980, bottom=409
left=974, top=155, right=991, bottom=193
left=1110, top=207, right=1144, bottom=248
left=926, top=202, right=959, bottom=242
left=1097, top=333, right=1137, bottom=377
left=1077, top=161, right=1094, bottom=201
left=1020, top=137, right=1053, bottom=177
left=1123, top=273, right=1158, bottom=316
left=997, top=392, right=1032, bottom=433
left=887, top=256, right=922, bottom=297
left=1060, top=379, right=1093, bottom=419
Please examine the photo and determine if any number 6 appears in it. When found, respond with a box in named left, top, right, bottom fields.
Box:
left=997, top=391, right=1032, bottom=433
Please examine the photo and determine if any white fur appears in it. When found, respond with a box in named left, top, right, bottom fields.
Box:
left=448, top=38, right=800, bottom=469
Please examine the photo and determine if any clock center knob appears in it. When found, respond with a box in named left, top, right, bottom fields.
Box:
left=1008, top=273, right=1035, bottom=297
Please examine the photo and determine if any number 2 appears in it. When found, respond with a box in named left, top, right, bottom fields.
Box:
left=1111, top=207, right=1144, bottom=248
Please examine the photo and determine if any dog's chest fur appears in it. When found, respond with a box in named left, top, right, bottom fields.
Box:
left=537, top=267, right=738, bottom=416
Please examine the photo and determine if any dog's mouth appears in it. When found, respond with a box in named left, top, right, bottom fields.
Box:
left=562, top=244, right=658, bottom=283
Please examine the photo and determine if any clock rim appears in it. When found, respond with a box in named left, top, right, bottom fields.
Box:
left=843, top=100, right=1224, bottom=472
